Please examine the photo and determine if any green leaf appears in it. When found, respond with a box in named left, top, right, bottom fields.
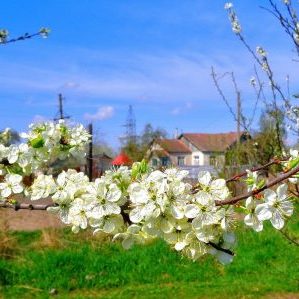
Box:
left=30, top=136, right=45, bottom=148
left=256, top=179, right=265, bottom=189
left=289, top=157, right=299, bottom=170
left=131, top=160, right=149, bottom=180
left=7, top=164, right=23, bottom=175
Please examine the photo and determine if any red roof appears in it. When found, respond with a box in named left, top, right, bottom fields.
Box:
left=157, top=139, right=192, bottom=153
left=112, top=152, right=132, bottom=166
left=180, top=132, right=242, bottom=152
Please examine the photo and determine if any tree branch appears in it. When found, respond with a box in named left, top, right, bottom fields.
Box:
left=225, top=158, right=284, bottom=183
left=0, top=160, right=297, bottom=211
left=0, top=28, right=50, bottom=45
left=216, top=163, right=299, bottom=206
left=207, top=241, right=234, bottom=256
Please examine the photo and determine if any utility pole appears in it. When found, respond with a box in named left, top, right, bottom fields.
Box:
left=236, top=91, right=241, bottom=166
left=58, top=93, right=64, bottom=120
left=87, top=123, right=93, bottom=182
left=54, top=94, right=70, bottom=121
left=237, top=91, right=241, bottom=145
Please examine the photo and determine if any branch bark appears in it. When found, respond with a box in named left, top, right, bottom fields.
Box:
left=225, top=158, right=283, bottom=183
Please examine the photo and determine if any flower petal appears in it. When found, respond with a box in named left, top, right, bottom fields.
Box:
left=198, top=171, right=211, bottom=186
left=185, top=204, right=200, bottom=219
left=263, top=189, right=276, bottom=204
left=280, top=200, right=294, bottom=217
left=270, top=210, right=284, bottom=230
left=175, top=241, right=187, bottom=251
left=276, top=184, right=288, bottom=201
left=129, top=207, right=144, bottom=223
left=255, top=203, right=272, bottom=220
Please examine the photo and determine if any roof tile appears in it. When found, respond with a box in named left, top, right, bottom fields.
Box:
left=180, top=132, right=242, bottom=152
left=157, top=139, right=192, bottom=153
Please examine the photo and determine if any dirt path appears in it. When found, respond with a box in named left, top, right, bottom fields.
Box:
left=0, top=198, right=65, bottom=231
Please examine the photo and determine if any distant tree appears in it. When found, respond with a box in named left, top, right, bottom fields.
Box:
left=123, top=123, right=168, bottom=162
left=254, top=109, right=286, bottom=165
left=225, top=109, right=286, bottom=172
left=140, top=124, right=167, bottom=146
left=123, top=141, right=143, bottom=162
left=93, top=142, right=114, bottom=158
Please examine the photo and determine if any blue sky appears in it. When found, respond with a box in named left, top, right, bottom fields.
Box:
left=1, top=0, right=299, bottom=149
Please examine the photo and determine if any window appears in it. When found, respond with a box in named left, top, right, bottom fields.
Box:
left=209, top=155, right=216, bottom=166
left=177, top=156, right=185, bottom=166
left=152, top=158, right=158, bottom=166
left=194, top=155, right=200, bottom=165
left=161, top=157, right=169, bottom=166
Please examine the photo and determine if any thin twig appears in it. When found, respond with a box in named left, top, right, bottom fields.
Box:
left=225, top=158, right=284, bottom=183
left=207, top=241, right=234, bottom=256
left=278, top=229, right=299, bottom=246
left=211, top=66, right=238, bottom=123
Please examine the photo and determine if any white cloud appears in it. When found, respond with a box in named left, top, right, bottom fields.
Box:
left=1, top=47, right=298, bottom=110
left=32, top=114, right=49, bottom=123
left=170, top=107, right=181, bottom=115
left=170, top=101, right=194, bottom=116
left=84, top=106, right=115, bottom=121
left=60, top=81, right=80, bottom=90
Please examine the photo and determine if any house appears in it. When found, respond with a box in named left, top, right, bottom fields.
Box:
left=111, top=152, right=132, bottom=166
left=147, top=132, right=249, bottom=168
left=147, top=139, right=192, bottom=167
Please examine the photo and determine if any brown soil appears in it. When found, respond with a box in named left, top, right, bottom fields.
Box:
left=0, top=197, right=65, bottom=231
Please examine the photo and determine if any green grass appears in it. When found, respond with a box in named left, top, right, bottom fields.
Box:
left=0, top=221, right=298, bottom=299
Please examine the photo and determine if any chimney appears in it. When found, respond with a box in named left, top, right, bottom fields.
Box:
left=174, top=128, right=179, bottom=139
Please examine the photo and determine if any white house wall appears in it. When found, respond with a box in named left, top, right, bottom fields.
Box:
left=191, top=151, right=205, bottom=165
left=165, top=153, right=191, bottom=166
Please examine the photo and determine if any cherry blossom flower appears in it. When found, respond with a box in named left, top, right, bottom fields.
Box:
left=244, top=197, right=263, bottom=232
left=0, top=174, right=23, bottom=198
left=198, top=171, right=230, bottom=200
left=256, top=184, right=293, bottom=229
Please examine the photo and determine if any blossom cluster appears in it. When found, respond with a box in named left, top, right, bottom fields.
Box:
left=0, top=120, right=297, bottom=265
left=0, top=120, right=90, bottom=198
left=25, top=167, right=236, bottom=264
left=243, top=170, right=294, bottom=231
left=24, top=159, right=295, bottom=265
left=224, top=3, right=242, bottom=34
left=0, top=128, right=12, bottom=145
left=226, top=2, right=299, bottom=134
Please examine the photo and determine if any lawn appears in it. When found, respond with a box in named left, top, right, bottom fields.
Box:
left=0, top=219, right=298, bottom=299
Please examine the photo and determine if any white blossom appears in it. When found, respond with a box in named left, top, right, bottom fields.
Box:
left=0, top=119, right=298, bottom=265
left=113, top=224, right=148, bottom=249
left=224, top=2, right=233, bottom=10
left=198, top=171, right=230, bottom=200
left=256, top=46, right=267, bottom=57
left=256, top=184, right=293, bottom=229
left=30, top=174, right=57, bottom=200
left=245, top=170, right=259, bottom=191
left=244, top=197, right=263, bottom=232
left=0, top=174, right=23, bottom=198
